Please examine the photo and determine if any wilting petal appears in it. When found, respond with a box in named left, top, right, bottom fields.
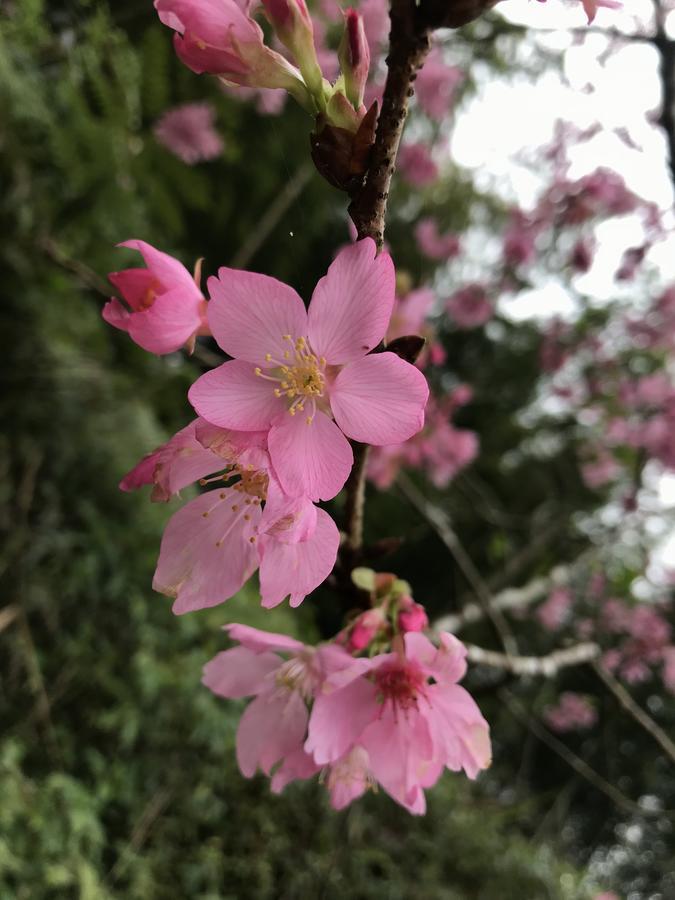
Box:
left=189, top=359, right=286, bottom=430
left=207, top=268, right=308, bottom=364
left=268, top=410, right=353, bottom=501
left=225, top=623, right=305, bottom=654
left=305, top=674, right=377, bottom=764
left=236, top=690, right=308, bottom=777
left=202, top=646, right=281, bottom=698
left=152, top=489, right=259, bottom=613
left=326, top=746, right=371, bottom=810
left=258, top=507, right=339, bottom=608
left=330, top=352, right=428, bottom=445
left=307, top=239, right=395, bottom=365
left=128, top=287, right=203, bottom=354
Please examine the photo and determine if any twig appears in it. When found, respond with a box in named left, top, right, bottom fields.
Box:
left=397, top=472, right=518, bottom=657
left=592, top=660, right=675, bottom=766
left=344, top=443, right=370, bottom=553
left=433, top=573, right=555, bottom=633
left=16, top=608, right=62, bottom=764
left=466, top=641, right=600, bottom=677
left=500, top=689, right=649, bottom=816
left=348, top=0, right=430, bottom=246
left=229, top=160, right=314, bottom=269
left=0, top=605, right=19, bottom=634
left=107, top=787, right=172, bottom=884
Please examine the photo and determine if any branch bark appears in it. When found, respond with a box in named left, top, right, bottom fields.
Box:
left=466, top=641, right=600, bottom=676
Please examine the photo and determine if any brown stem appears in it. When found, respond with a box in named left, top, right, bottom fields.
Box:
left=348, top=0, right=431, bottom=246
left=344, top=442, right=369, bottom=553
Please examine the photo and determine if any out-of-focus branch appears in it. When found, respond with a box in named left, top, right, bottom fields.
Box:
left=467, top=641, right=600, bottom=676
left=433, top=572, right=555, bottom=633
left=344, top=443, right=370, bottom=554
left=229, top=160, right=314, bottom=269
left=592, top=660, right=675, bottom=766
left=397, top=472, right=518, bottom=657
left=500, top=689, right=650, bottom=815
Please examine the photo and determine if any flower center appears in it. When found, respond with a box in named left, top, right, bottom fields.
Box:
left=254, top=335, right=326, bottom=424
left=375, top=661, right=427, bottom=712
left=274, top=650, right=317, bottom=699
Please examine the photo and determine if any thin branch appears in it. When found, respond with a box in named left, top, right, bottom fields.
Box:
left=592, top=660, right=675, bottom=766
left=0, top=605, right=19, bottom=634
left=344, top=443, right=370, bottom=553
left=466, top=641, right=600, bottom=676
left=397, top=471, right=518, bottom=657
left=500, top=689, right=651, bottom=816
left=229, top=160, right=314, bottom=269
left=433, top=572, right=555, bottom=633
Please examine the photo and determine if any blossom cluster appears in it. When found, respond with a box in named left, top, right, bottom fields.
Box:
left=202, top=571, right=490, bottom=813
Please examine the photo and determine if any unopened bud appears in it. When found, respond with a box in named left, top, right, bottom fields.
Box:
left=397, top=597, right=429, bottom=634
left=262, top=0, right=325, bottom=104
left=348, top=608, right=387, bottom=651
left=338, top=9, right=370, bottom=109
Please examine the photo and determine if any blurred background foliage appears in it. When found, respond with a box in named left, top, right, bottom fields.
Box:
left=1, top=0, right=673, bottom=897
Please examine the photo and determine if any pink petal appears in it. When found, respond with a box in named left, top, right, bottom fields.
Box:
left=152, top=489, right=260, bottom=614
left=127, top=287, right=203, bottom=354
left=258, top=477, right=318, bottom=543
left=118, top=239, right=197, bottom=294
left=207, top=268, right=308, bottom=364
left=268, top=410, right=353, bottom=501
left=258, top=508, right=340, bottom=608
left=305, top=675, right=377, bottom=764
left=108, top=268, right=158, bottom=311
left=330, top=352, right=428, bottom=445
left=307, top=239, right=395, bottom=365
left=426, top=684, right=491, bottom=779
left=102, top=298, right=131, bottom=332
left=189, top=359, right=286, bottom=431
left=202, top=646, right=281, bottom=698
left=225, top=623, right=305, bottom=654
left=271, top=747, right=321, bottom=794
left=236, top=690, right=308, bottom=777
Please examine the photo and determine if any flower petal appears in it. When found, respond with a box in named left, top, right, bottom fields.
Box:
left=305, top=675, right=378, bottom=765
left=225, top=623, right=305, bottom=654
left=258, top=476, right=317, bottom=543
left=152, top=489, right=259, bottom=613
left=268, top=410, right=353, bottom=501
left=236, top=690, right=308, bottom=777
left=202, top=646, right=281, bottom=698
left=102, top=298, right=131, bottom=332
left=258, top=508, right=340, bottom=608
left=330, top=352, right=428, bottom=445
left=189, top=359, right=286, bottom=431
left=118, top=239, right=197, bottom=293
left=207, top=267, right=308, bottom=364
left=128, top=287, right=203, bottom=354
left=307, top=239, right=395, bottom=365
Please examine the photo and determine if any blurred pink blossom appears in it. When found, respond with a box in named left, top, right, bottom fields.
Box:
left=154, top=102, right=224, bottom=164
left=544, top=692, right=597, bottom=732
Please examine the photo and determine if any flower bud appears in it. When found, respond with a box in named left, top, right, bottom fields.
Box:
left=262, top=0, right=325, bottom=104
left=397, top=597, right=429, bottom=634
left=348, top=608, right=387, bottom=651
left=338, top=9, right=370, bottom=109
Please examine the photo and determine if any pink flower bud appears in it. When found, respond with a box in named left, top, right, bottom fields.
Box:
left=397, top=598, right=429, bottom=634
left=262, top=0, right=325, bottom=100
left=338, top=9, right=370, bottom=109
left=348, top=608, right=387, bottom=651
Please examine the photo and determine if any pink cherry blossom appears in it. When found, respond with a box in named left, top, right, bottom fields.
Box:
left=536, top=587, right=572, bottom=632
left=203, top=624, right=353, bottom=779
left=414, top=49, right=463, bottom=121
left=544, top=692, right=597, bottom=733
left=188, top=239, right=428, bottom=502
left=154, top=0, right=308, bottom=99
left=503, top=211, right=538, bottom=268
left=414, top=217, right=461, bottom=261
left=306, top=631, right=491, bottom=814
left=150, top=437, right=339, bottom=613
left=445, top=284, right=494, bottom=329
left=103, top=240, right=208, bottom=354
left=120, top=418, right=266, bottom=501
left=153, top=102, right=224, bottom=164
left=397, top=142, right=439, bottom=188
left=581, top=453, right=621, bottom=489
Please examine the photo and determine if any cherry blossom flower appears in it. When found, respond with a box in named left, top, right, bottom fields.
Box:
left=189, top=238, right=429, bottom=501
left=397, top=142, right=439, bottom=188
left=203, top=624, right=354, bottom=779
left=153, top=102, right=224, bottom=164
left=103, top=240, right=208, bottom=354
left=536, top=587, right=572, bottom=631
left=414, top=217, right=461, bottom=261
left=154, top=0, right=310, bottom=104
left=306, top=631, right=491, bottom=814
left=131, top=425, right=339, bottom=612
left=445, top=284, right=494, bottom=329
left=544, top=692, right=597, bottom=733
left=414, top=49, right=463, bottom=121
